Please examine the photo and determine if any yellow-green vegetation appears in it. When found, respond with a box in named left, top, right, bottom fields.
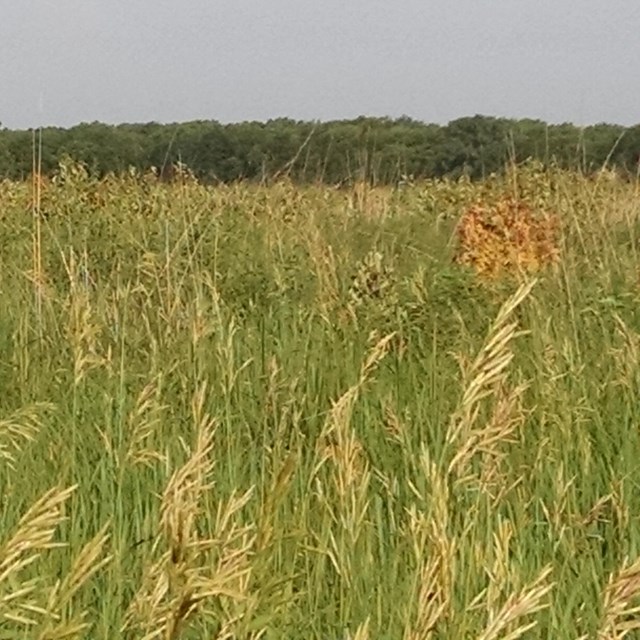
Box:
left=1, top=160, right=640, bottom=639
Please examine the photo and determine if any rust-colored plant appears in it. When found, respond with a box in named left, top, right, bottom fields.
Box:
left=454, top=196, right=560, bottom=279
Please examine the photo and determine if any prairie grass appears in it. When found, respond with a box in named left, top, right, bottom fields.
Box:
left=1, top=161, right=640, bottom=638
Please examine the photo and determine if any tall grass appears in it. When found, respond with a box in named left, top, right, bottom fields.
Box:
left=1, top=161, right=640, bottom=638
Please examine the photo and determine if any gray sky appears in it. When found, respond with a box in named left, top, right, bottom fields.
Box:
left=1, top=0, right=639, bottom=130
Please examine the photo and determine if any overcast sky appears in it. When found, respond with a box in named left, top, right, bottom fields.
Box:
left=1, top=0, right=639, bottom=130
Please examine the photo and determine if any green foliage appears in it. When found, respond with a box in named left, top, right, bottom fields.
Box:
left=1, top=114, right=638, bottom=184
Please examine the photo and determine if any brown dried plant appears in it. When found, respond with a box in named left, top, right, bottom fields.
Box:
left=454, top=196, right=560, bottom=279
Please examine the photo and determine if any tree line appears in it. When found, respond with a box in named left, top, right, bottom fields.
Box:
left=0, top=115, right=638, bottom=183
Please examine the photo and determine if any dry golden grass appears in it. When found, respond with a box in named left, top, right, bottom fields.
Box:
left=122, top=385, right=255, bottom=640
left=0, top=485, right=111, bottom=637
left=447, top=278, right=536, bottom=462
left=597, top=557, right=640, bottom=639
left=0, top=403, right=53, bottom=469
left=476, top=566, right=554, bottom=640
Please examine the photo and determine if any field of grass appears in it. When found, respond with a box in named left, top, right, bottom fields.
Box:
left=1, top=161, right=640, bottom=639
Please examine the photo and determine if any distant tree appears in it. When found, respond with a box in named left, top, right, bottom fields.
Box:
left=0, top=114, right=638, bottom=183
left=613, top=125, right=640, bottom=176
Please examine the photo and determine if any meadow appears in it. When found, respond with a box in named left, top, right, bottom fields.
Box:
left=1, top=160, right=640, bottom=639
